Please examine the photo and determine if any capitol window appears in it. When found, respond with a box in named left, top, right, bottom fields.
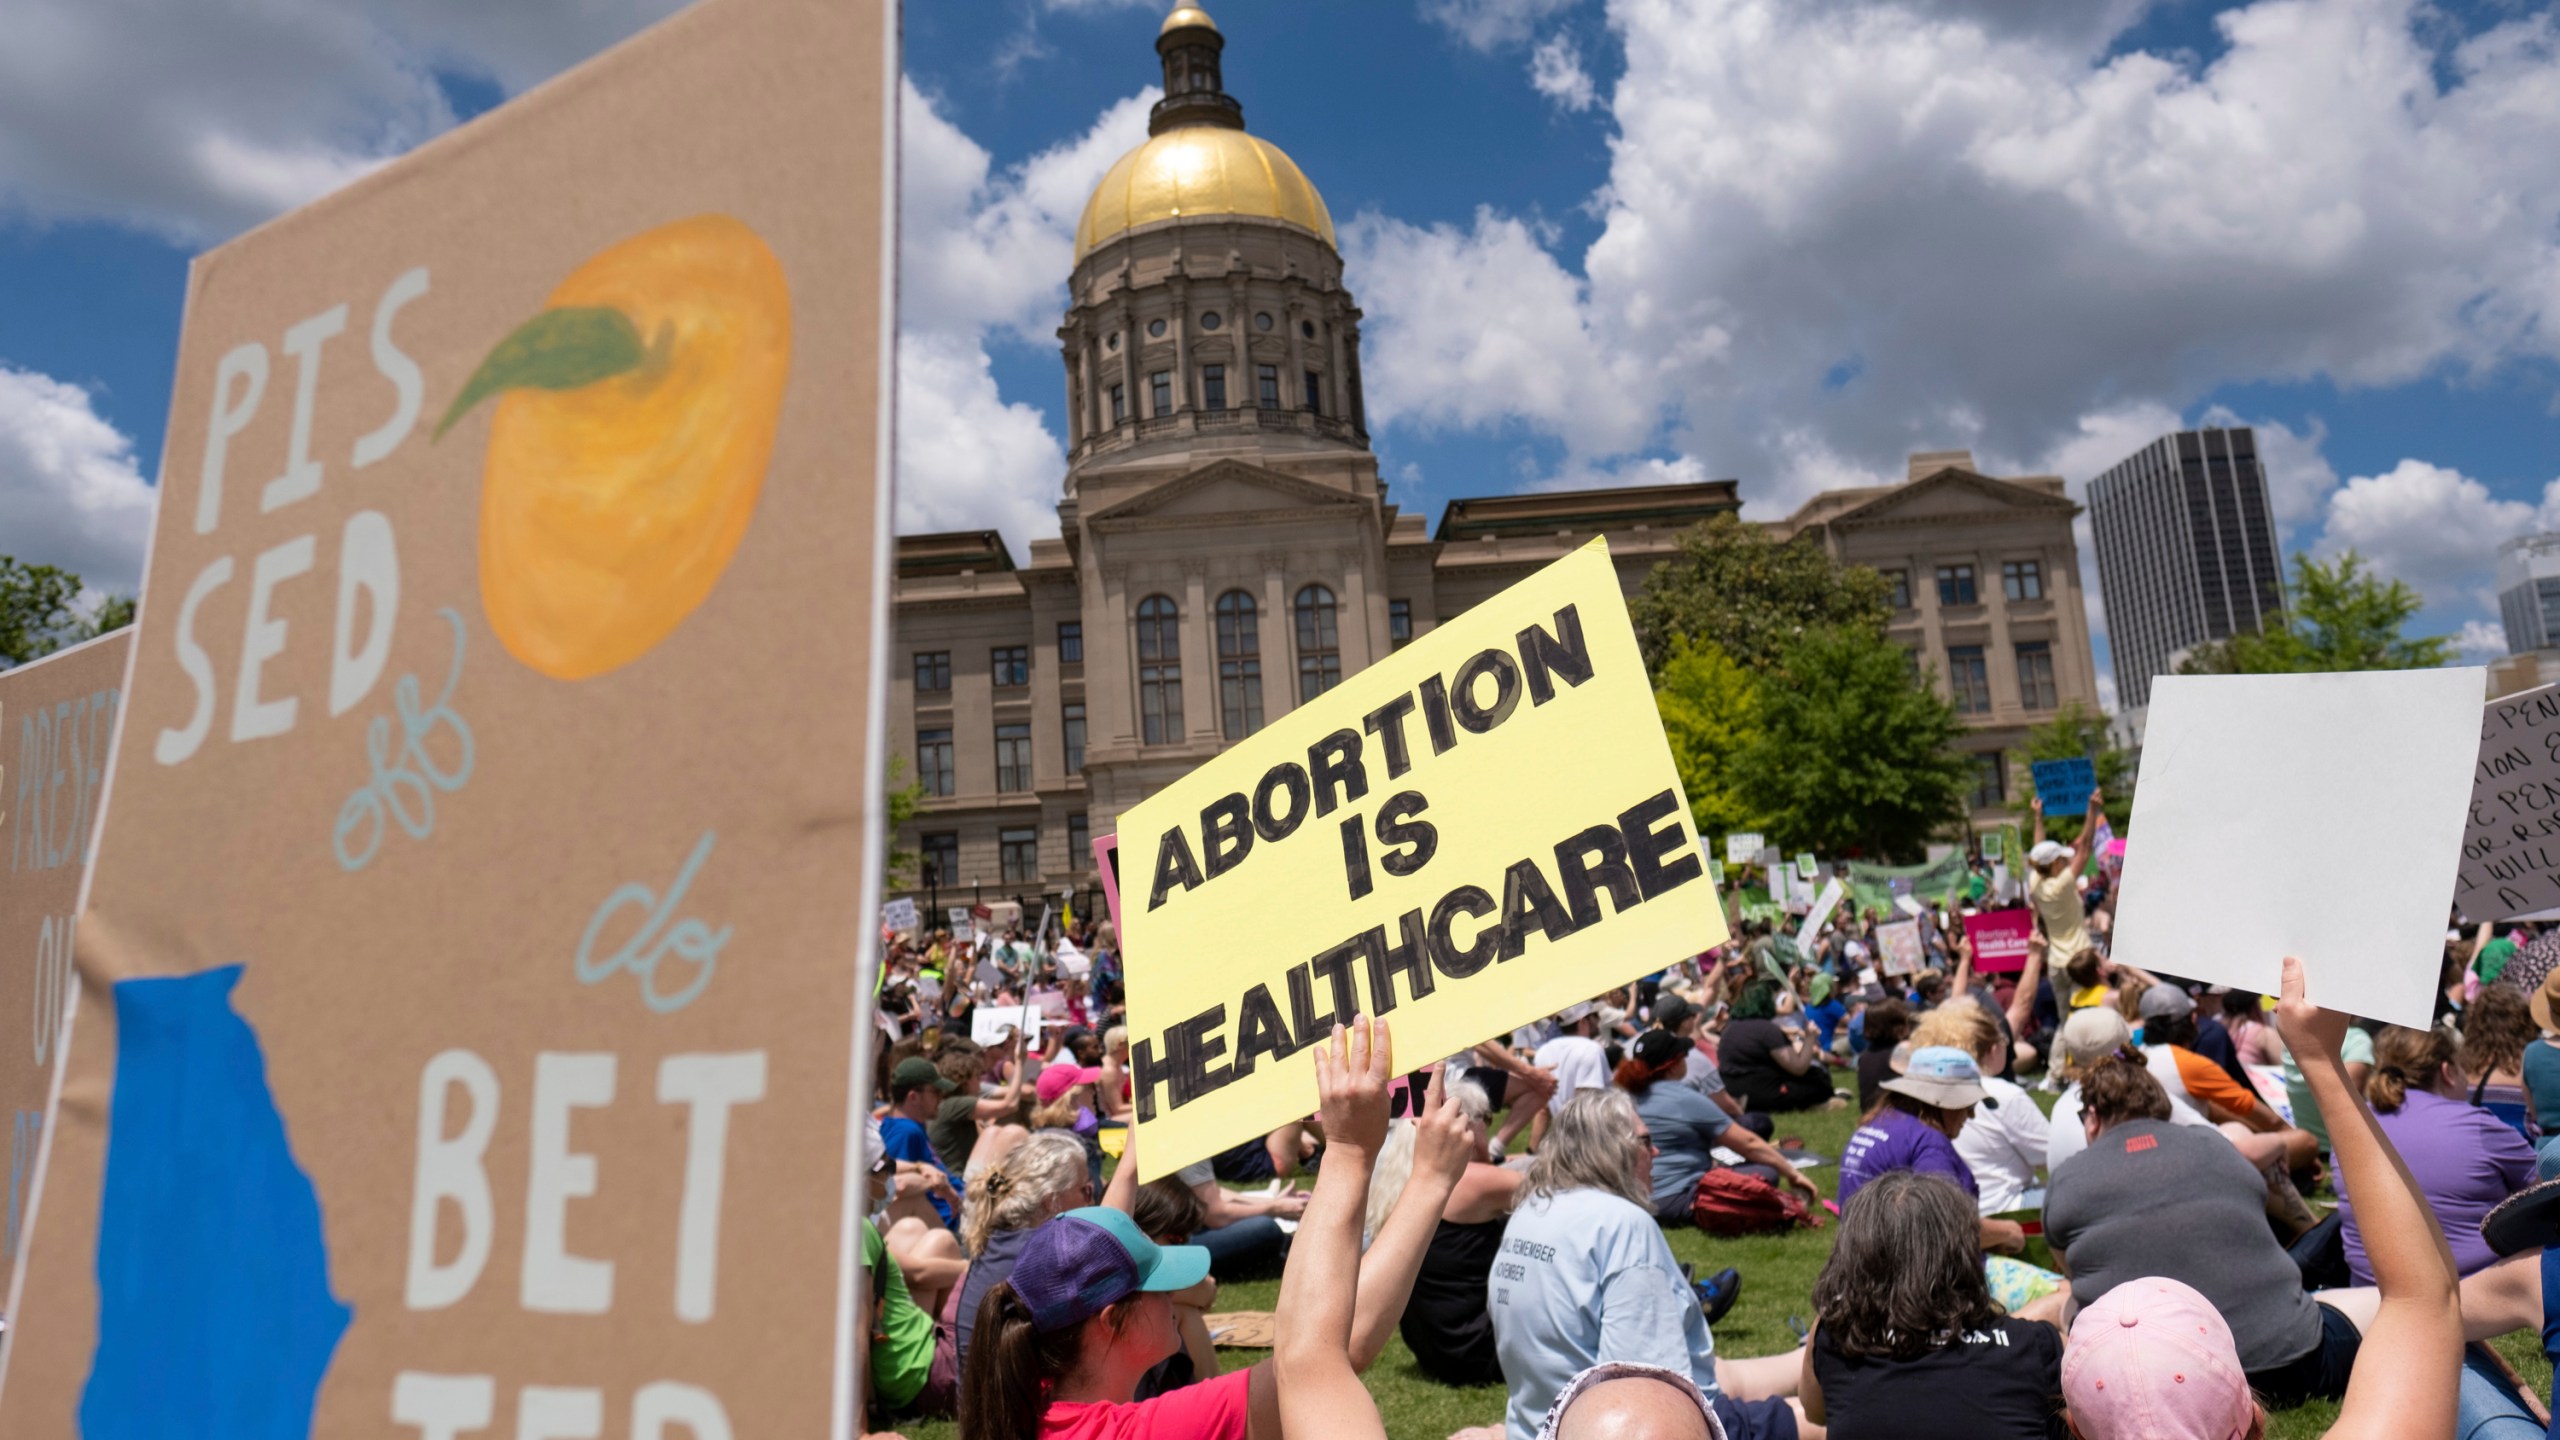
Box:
left=1149, top=318, right=1167, bottom=338
left=1216, top=591, right=1264, bottom=740
left=1301, top=319, right=1317, bottom=339
left=1255, top=312, right=1274, bottom=331
left=1150, top=371, right=1173, bottom=417
left=1202, top=364, right=1228, bottom=411
left=1295, top=585, right=1342, bottom=701
left=1138, top=595, right=1184, bottom=745
left=1201, top=311, right=1223, bottom=331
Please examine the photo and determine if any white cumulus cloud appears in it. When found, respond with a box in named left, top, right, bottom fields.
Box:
left=1357, top=0, right=2560, bottom=534
left=0, top=368, right=156, bottom=592
left=1528, top=33, right=1600, bottom=111
left=2311, top=458, right=2560, bottom=610
left=1425, top=0, right=1586, bottom=51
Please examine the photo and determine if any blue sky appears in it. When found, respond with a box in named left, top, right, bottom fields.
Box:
left=2, top=0, right=2557, bottom=702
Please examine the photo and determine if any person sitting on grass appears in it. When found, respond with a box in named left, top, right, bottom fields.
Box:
left=1800, top=1170, right=2066, bottom=1440
left=1836, top=1046, right=2027, bottom=1257
left=2060, top=955, right=2460, bottom=1440
left=1363, top=1075, right=1523, bottom=1387
left=950, top=1132, right=1094, bottom=1372
left=2136, top=982, right=2320, bottom=1177
left=1531, top=1362, right=1725, bottom=1440
left=2338, top=1023, right=2532, bottom=1285
left=1655, top=991, right=1775, bottom=1139
left=1482, top=1089, right=1815, bottom=1440
left=1719, top=980, right=1839, bottom=1114
left=957, top=1016, right=1431, bottom=1440
left=2043, top=1053, right=2358, bottom=1407
left=1908, top=1005, right=2050, bottom=1216
left=1617, top=1027, right=1821, bottom=1222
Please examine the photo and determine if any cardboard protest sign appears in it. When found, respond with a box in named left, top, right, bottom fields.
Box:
left=0, top=633, right=130, bottom=1270
left=882, top=897, right=919, bottom=934
left=1794, top=852, right=1819, bottom=882
left=1875, top=920, right=1925, bottom=976
left=2031, top=755, right=2097, bottom=815
left=971, top=1005, right=1044, bottom=1047
left=2457, top=684, right=2560, bottom=921
left=1796, top=879, right=1846, bottom=948
left=1118, top=539, right=1723, bottom=1178
left=1707, top=857, right=1726, bottom=888
left=0, top=0, right=896, bottom=1432
left=1725, top=833, right=1764, bottom=866
left=1981, top=832, right=2003, bottom=862
left=948, top=905, right=974, bottom=931
left=1093, top=833, right=1123, bottom=932
left=2112, top=670, right=2482, bottom=1029
left=1964, top=910, right=2036, bottom=974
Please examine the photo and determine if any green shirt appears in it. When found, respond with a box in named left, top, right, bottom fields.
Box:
left=864, top=1220, right=935, bottom=1408
left=2477, top=938, right=2519, bottom=986
left=2280, top=1026, right=2375, bottom=1150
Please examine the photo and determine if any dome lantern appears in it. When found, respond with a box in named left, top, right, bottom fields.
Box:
left=1150, top=3, right=1242, bottom=135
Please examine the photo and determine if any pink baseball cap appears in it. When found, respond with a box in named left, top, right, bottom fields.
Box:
left=2062, top=1278, right=2255, bottom=1440
left=1036, top=1063, right=1106, bottom=1106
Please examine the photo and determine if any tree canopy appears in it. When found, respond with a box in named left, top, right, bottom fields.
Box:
left=1629, top=514, right=1893, bottom=672
left=1735, top=624, right=1973, bottom=860
left=1653, top=636, right=1768, bottom=842
left=2179, top=551, right=2451, bottom=675
left=0, top=556, right=132, bottom=668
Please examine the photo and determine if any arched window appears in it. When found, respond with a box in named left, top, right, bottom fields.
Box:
left=1215, top=591, right=1264, bottom=741
left=1295, top=584, right=1342, bottom=702
left=1137, top=596, right=1184, bottom=746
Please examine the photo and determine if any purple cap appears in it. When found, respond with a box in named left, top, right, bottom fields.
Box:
left=1011, top=1207, right=1211, bottom=1333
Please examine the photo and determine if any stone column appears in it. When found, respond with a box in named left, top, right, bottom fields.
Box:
left=1285, top=298, right=1307, bottom=412
left=1984, top=545, right=2018, bottom=719
left=1061, top=346, right=1083, bottom=448
left=1118, top=299, right=1139, bottom=425
left=1335, top=543, right=1376, bottom=674
left=1259, top=552, right=1293, bottom=720
left=1096, top=560, right=1135, bottom=749
left=1171, top=278, right=1192, bottom=411
left=1327, top=311, right=1349, bottom=422
left=1182, top=558, right=1215, bottom=742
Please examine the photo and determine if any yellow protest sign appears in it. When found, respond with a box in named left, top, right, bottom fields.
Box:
left=1121, top=539, right=1725, bottom=1177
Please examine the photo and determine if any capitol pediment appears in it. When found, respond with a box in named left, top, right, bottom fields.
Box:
left=1827, top=467, right=2077, bottom=527
left=1086, top=459, right=1366, bottom=530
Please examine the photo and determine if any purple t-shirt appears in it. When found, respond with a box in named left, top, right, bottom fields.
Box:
left=2339, top=1088, right=2534, bottom=1283
left=1837, top=1106, right=1976, bottom=1207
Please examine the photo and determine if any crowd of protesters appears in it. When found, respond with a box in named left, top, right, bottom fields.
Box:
left=859, top=795, right=2560, bottom=1440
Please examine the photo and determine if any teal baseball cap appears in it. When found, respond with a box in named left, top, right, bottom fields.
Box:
left=1011, top=1206, right=1212, bottom=1333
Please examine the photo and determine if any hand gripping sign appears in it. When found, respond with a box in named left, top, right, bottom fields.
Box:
left=1119, top=540, right=1726, bottom=1179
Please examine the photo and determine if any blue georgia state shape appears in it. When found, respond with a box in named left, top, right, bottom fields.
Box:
left=80, top=965, right=350, bottom=1439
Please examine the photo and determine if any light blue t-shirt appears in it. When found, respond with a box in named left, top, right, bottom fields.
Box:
left=1489, top=1187, right=1719, bottom=1440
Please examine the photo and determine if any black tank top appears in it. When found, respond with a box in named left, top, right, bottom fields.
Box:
left=1398, top=1217, right=1506, bottom=1387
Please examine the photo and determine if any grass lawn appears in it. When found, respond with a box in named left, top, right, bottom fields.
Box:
left=894, top=1068, right=2548, bottom=1439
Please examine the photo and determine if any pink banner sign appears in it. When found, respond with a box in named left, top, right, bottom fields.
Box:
left=1095, top=832, right=1123, bottom=933
left=1965, top=910, right=2037, bottom=973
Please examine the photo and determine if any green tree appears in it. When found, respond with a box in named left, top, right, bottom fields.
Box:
left=884, top=754, right=928, bottom=889
left=1653, top=636, right=1769, bottom=841
left=2180, top=551, right=2452, bottom=675
left=0, top=557, right=85, bottom=667
left=1629, top=514, right=1894, bottom=672
left=1736, top=625, right=1973, bottom=860
left=0, top=557, right=136, bottom=669
left=2011, top=700, right=2132, bottom=839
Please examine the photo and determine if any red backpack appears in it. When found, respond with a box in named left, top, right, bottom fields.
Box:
left=1690, top=1169, right=1824, bottom=1237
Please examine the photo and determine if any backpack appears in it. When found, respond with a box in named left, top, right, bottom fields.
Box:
left=1690, top=1169, right=1823, bottom=1237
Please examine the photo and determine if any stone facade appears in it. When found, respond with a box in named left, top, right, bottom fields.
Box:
left=887, top=8, right=2103, bottom=909
left=1771, top=450, right=2106, bottom=825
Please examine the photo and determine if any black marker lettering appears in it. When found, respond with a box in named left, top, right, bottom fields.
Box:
left=1364, top=693, right=1419, bottom=779
left=1361, top=908, right=1434, bottom=1014
left=1497, top=855, right=1578, bottom=959
left=1254, top=762, right=1312, bottom=842
left=1452, top=649, right=1522, bottom=734
left=1375, top=791, right=1438, bottom=878
left=1517, top=604, right=1593, bottom=704
left=1619, top=789, right=1703, bottom=899
left=1429, top=885, right=1499, bottom=979
left=1148, top=827, right=1205, bottom=910
left=1553, top=822, right=1642, bottom=929
left=1309, top=728, right=1369, bottom=816
left=1232, top=983, right=1296, bottom=1079
left=1341, top=814, right=1374, bottom=900
left=1417, top=675, right=1458, bottom=755
left=1201, top=794, right=1254, bottom=879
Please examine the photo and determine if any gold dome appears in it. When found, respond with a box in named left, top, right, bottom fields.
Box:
left=1161, top=4, right=1218, bottom=34
left=1074, top=126, right=1336, bottom=263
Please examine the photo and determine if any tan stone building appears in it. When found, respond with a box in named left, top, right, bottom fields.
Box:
left=1771, top=450, right=2105, bottom=824
left=890, top=8, right=2101, bottom=908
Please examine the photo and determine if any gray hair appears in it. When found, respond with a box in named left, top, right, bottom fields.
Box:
left=1522, top=1089, right=1650, bottom=1211
left=960, top=1131, right=1088, bottom=1256
left=1363, top=1074, right=1492, bottom=1241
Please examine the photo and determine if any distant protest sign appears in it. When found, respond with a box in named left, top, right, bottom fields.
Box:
left=0, top=633, right=129, bottom=1269
left=1875, top=920, right=1926, bottom=976
left=0, top=0, right=895, bottom=1433
left=1964, top=910, right=2036, bottom=974
left=2031, top=756, right=2097, bottom=814
left=1724, top=832, right=1764, bottom=866
left=2456, top=684, right=2560, bottom=922
left=882, top=897, right=919, bottom=933
left=1844, top=851, right=1965, bottom=915
left=1118, top=540, right=1724, bottom=1178
left=1796, top=878, right=1846, bottom=948
left=972, top=1005, right=1044, bottom=1047
left=2113, top=671, right=2481, bottom=1029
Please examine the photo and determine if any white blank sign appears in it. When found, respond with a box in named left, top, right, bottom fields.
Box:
left=2112, top=669, right=2483, bottom=1029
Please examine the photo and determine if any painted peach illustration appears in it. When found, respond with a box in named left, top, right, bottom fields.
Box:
left=438, top=214, right=792, bottom=681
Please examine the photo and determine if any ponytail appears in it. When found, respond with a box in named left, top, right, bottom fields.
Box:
left=2364, top=1025, right=2455, bottom=1116
left=959, top=1281, right=1082, bottom=1440
left=1611, top=1056, right=1674, bottom=1094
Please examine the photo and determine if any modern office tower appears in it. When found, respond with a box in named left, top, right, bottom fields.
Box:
left=2496, top=534, right=2560, bottom=654
left=2086, top=427, right=2284, bottom=715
